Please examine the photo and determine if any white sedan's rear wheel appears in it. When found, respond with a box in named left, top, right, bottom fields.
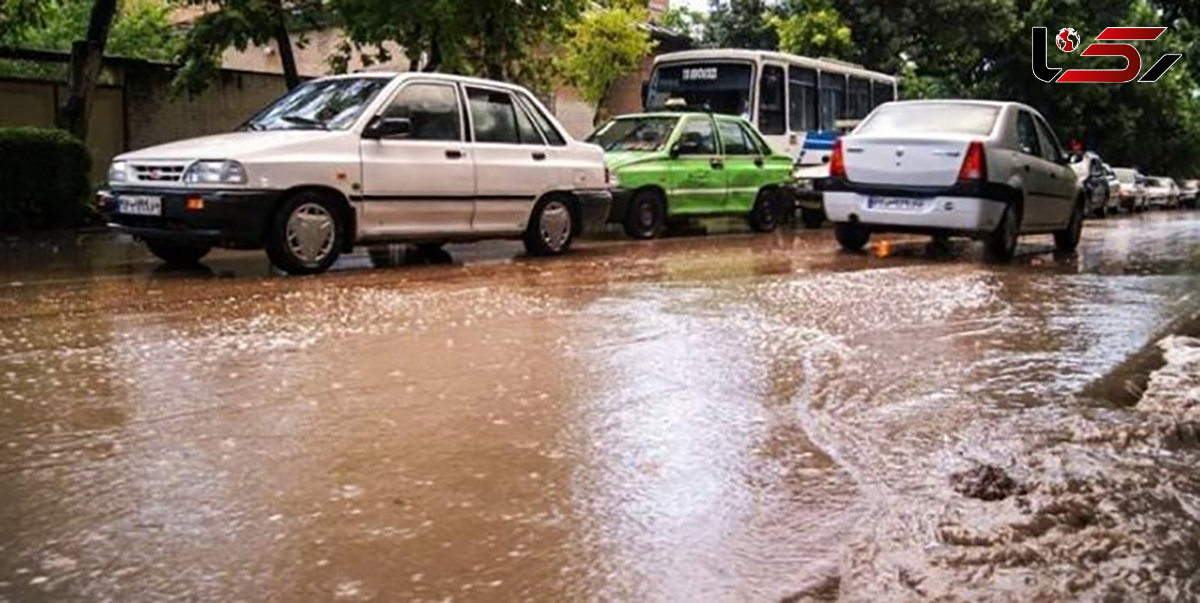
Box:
left=524, top=196, right=575, bottom=256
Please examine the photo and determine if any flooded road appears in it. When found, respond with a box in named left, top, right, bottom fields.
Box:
left=2, top=212, right=1199, bottom=601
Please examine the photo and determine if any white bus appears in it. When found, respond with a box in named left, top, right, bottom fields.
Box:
left=644, top=49, right=898, bottom=168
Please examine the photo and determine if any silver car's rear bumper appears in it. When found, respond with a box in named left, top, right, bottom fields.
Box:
left=824, top=191, right=1007, bottom=235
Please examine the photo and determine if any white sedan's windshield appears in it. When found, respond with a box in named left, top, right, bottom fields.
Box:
left=856, top=103, right=1000, bottom=136
left=242, top=78, right=390, bottom=131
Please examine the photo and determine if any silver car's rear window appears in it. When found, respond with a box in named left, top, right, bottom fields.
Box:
left=856, top=103, right=1000, bottom=136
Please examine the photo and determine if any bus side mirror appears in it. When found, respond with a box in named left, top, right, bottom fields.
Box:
left=641, top=80, right=649, bottom=106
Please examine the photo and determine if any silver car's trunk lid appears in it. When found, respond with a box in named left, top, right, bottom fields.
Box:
left=842, top=136, right=972, bottom=187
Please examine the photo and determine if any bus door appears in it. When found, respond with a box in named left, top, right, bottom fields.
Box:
left=756, top=63, right=788, bottom=154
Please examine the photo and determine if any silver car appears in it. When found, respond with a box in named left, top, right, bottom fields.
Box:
left=824, top=100, right=1083, bottom=261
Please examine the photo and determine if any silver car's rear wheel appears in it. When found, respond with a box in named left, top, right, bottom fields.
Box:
left=985, top=206, right=1019, bottom=262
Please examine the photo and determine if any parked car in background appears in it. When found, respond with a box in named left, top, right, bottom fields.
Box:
left=1112, top=168, right=1148, bottom=212
left=102, top=73, right=611, bottom=274
left=1145, top=177, right=1178, bottom=209
left=1102, top=163, right=1121, bottom=210
left=589, top=111, right=794, bottom=239
left=823, top=100, right=1083, bottom=261
left=1070, top=151, right=1116, bottom=217
left=1180, top=179, right=1199, bottom=209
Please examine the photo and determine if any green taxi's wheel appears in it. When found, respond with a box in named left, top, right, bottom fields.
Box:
left=145, top=240, right=211, bottom=265
left=623, top=189, right=666, bottom=239
left=749, top=188, right=781, bottom=233
left=834, top=222, right=870, bottom=251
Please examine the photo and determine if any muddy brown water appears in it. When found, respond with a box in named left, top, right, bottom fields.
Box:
left=1, top=212, right=1199, bottom=601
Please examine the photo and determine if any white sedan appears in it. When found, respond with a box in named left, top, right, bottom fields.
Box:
left=823, top=100, right=1083, bottom=261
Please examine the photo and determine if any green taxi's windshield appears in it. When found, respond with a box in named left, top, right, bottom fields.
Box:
left=587, top=117, right=679, bottom=152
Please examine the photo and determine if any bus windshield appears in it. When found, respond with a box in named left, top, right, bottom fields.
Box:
left=646, top=62, right=753, bottom=117
left=587, top=116, right=679, bottom=152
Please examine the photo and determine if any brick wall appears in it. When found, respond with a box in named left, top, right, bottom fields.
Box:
left=123, top=65, right=288, bottom=150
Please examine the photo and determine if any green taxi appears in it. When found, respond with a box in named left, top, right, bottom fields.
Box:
left=588, top=112, right=794, bottom=239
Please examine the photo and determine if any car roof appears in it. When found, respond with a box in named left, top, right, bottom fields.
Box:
left=313, top=71, right=532, bottom=93
left=880, top=99, right=1039, bottom=114
left=613, top=112, right=745, bottom=121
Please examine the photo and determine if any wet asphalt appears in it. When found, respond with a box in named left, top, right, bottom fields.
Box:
left=1, top=211, right=1199, bottom=601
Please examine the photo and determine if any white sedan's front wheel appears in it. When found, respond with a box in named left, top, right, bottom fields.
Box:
left=266, top=192, right=344, bottom=275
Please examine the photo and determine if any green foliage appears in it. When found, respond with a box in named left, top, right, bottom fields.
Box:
left=0, top=0, right=177, bottom=60
left=560, top=4, right=656, bottom=108
left=657, top=6, right=705, bottom=38
left=331, top=0, right=584, bottom=93
left=0, top=0, right=44, bottom=39
left=0, top=127, right=92, bottom=232
left=768, top=0, right=853, bottom=60
left=703, top=0, right=777, bottom=49
left=174, top=0, right=324, bottom=94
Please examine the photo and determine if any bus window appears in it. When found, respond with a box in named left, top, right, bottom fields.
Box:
left=646, top=62, right=754, bottom=117
left=758, top=64, right=786, bottom=135
left=818, top=72, right=845, bottom=130
left=788, top=66, right=817, bottom=132
left=848, top=76, right=871, bottom=119
left=872, top=80, right=895, bottom=109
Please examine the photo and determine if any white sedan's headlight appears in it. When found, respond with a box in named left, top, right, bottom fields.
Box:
left=184, top=160, right=247, bottom=185
left=108, top=160, right=128, bottom=183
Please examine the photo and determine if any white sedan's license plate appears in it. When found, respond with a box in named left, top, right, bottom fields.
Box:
left=118, top=195, right=162, bottom=216
left=868, top=196, right=927, bottom=211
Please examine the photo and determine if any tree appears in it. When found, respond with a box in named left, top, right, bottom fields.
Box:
left=57, top=0, right=116, bottom=141
left=769, top=0, right=853, bottom=60
left=331, top=0, right=585, bottom=92
left=703, top=0, right=777, bottom=49
left=1, top=0, right=177, bottom=61
left=657, top=6, right=705, bottom=39
left=0, top=0, right=47, bottom=39
left=174, top=0, right=326, bottom=94
left=560, top=3, right=656, bottom=116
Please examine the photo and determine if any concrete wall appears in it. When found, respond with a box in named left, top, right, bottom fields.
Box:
left=0, top=79, right=124, bottom=182
left=0, top=60, right=289, bottom=183
left=123, top=66, right=288, bottom=150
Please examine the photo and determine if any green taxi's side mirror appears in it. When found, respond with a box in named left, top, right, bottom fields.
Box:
left=669, top=142, right=681, bottom=159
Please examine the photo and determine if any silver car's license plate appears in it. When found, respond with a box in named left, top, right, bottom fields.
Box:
left=867, top=196, right=927, bottom=211
left=118, top=195, right=162, bottom=216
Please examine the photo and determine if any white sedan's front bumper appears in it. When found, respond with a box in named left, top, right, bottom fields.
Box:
left=824, top=191, right=1007, bottom=235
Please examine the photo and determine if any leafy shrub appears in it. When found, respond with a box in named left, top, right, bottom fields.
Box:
left=0, top=127, right=91, bottom=232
